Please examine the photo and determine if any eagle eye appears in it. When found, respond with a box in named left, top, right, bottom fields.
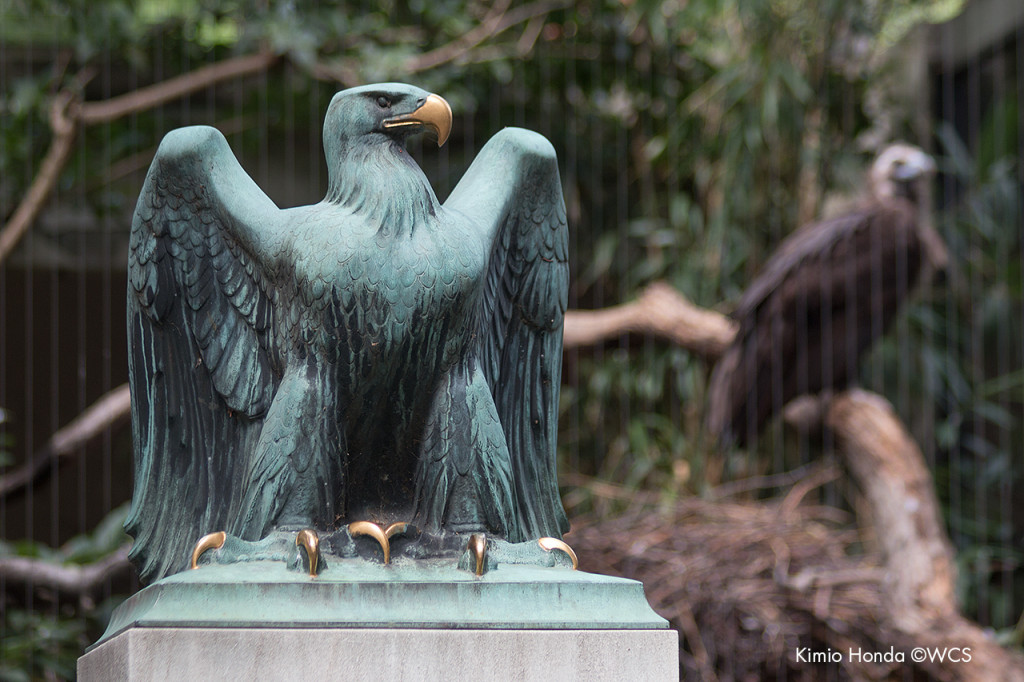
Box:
left=376, top=96, right=391, bottom=109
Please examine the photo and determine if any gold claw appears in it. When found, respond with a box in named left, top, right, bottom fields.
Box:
left=538, top=537, right=579, bottom=570
left=467, top=533, right=487, bottom=576
left=349, top=521, right=391, bottom=564
left=384, top=522, right=409, bottom=539
left=190, top=531, right=226, bottom=569
left=295, top=529, right=321, bottom=577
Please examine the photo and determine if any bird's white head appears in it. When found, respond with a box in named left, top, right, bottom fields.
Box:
left=870, top=143, right=937, bottom=204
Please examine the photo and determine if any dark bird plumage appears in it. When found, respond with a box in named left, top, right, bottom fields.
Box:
left=707, top=144, right=947, bottom=449
left=125, top=83, right=569, bottom=582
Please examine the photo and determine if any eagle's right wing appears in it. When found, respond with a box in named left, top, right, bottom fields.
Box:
left=125, top=126, right=285, bottom=582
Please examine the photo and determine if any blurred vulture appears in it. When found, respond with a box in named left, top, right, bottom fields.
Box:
left=707, top=144, right=948, bottom=449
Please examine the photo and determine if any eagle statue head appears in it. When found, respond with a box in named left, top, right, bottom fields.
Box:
left=322, top=83, right=453, bottom=229
left=323, top=83, right=452, bottom=154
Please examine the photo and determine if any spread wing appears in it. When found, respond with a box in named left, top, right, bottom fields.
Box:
left=445, top=128, right=570, bottom=541
left=125, top=126, right=285, bottom=582
left=707, top=201, right=924, bottom=448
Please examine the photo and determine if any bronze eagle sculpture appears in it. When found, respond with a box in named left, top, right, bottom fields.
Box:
left=125, top=83, right=570, bottom=582
left=707, top=143, right=947, bottom=448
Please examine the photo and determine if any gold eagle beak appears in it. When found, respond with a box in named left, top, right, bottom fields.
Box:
left=382, top=93, right=453, bottom=147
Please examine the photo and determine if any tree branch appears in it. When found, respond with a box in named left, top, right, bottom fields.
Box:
left=0, top=92, right=79, bottom=264
left=0, top=52, right=279, bottom=266
left=78, top=51, right=279, bottom=125
left=0, top=384, right=131, bottom=499
left=563, top=281, right=737, bottom=358
left=0, top=545, right=131, bottom=598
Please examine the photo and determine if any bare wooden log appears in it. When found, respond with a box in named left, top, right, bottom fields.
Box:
left=563, top=281, right=737, bottom=358
left=828, top=389, right=1024, bottom=682
left=0, top=383, right=131, bottom=499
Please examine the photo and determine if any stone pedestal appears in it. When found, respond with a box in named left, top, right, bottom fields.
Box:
left=81, top=627, right=677, bottom=680
left=78, top=561, right=678, bottom=681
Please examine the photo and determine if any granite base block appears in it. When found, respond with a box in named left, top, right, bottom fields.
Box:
left=79, top=626, right=679, bottom=681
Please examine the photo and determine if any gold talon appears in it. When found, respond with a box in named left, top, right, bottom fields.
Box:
left=384, top=522, right=409, bottom=539
left=467, top=533, right=487, bottom=576
left=349, top=521, right=391, bottom=564
left=295, top=529, right=321, bottom=577
left=190, top=531, right=226, bottom=569
left=538, top=537, right=579, bottom=570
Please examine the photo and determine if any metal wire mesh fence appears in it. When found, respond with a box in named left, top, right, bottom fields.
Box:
left=1, top=1, right=1022, bottom=678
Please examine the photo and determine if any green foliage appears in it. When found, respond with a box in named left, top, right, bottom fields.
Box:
left=0, top=503, right=129, bottom=566
left=551, top=0, right=947, bottom=497
left=0, top=505, right=130, bottom=681
left=1, top=608, right=87, bottom=682
left=4, top=0, right=1023, bottom=672
left=0, top=76, right=49, bottom=223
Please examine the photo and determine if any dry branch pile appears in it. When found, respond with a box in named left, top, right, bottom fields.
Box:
left=570, top=488, right=904, bottom=681
left=568, top=387, right=1024, bottom=681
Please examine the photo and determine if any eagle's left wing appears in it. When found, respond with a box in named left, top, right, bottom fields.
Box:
left=444, top=128, right=570, bottom=542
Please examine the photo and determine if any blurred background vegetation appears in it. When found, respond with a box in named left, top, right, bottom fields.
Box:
left=1, top=0, right=1022, bottom=677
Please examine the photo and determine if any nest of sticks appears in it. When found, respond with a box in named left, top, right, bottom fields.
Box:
left=562, top=285, right=1024, bottom=681
left=569, top=481, right=916, bottom=681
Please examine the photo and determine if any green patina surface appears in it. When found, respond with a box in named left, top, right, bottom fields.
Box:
left=107, top=83, right=665, bottom=656
left=93, top=561, right=669, bottom=649
left=126, top=83, right=571, bottom=584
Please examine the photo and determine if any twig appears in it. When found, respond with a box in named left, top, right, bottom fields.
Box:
left=559, top=472, right=660, bottom=506
left=707, top=461, right=835, bottom=500
left=0, top=384, right=131, bottom=499
left=408, top=0, right=568, bottom=73
left=516, top=15, right=546, bottom=57
left=778, top=464, right=841, bottom=517
left=676, top=603, right=718, bottom=682
left=563, top=281, right=738, bottom=358
left=0, top=545, right=131, bottom=598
